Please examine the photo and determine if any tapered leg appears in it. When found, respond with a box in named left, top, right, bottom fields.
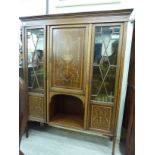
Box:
left=110, top=137, right=113, bottom=141
left=25, top=123, right=29, bottom=138
left=112, top=136, right=116, bottom=155
left=40, top=122, right=44, bottom=127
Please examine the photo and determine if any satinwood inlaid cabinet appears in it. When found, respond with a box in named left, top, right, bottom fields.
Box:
left=20, top=9, right=133, bottom=154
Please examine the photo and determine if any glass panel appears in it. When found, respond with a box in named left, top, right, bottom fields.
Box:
left=19, top=27, right=24, bottom=78
left=27, top=28, right=44, bottom=93
left=91, top=26, right=120, bottom=103
left=91, top=66, right=102, bottom=95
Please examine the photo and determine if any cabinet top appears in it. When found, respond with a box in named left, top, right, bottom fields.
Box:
left=19, top=9, right=133, bottom=22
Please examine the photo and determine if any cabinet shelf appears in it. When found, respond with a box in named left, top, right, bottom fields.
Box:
left=91, top=100, right=114, bottom=106
left=49, top=94, right=84, bottom=129
left=50, top=113, right=84, bottom=129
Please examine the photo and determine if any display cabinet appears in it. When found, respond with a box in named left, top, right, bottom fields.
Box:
left=20, top=9, right=133, bottom=154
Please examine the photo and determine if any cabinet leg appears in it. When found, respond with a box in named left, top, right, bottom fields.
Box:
left=40, top=122, right=44, bottom=127
left=25, top=123, right=29, bottom=138
left=112, top=136, right=116, bottom=155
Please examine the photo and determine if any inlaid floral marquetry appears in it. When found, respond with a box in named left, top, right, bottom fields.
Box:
left=29, top=95, right=44, bottom=118
left=90, top=105, right=112, bottom=131
left=51, top=27, right=85, bottom=89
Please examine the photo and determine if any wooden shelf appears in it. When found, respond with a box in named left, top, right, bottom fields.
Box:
left=50, top=113, right=84, bottom=129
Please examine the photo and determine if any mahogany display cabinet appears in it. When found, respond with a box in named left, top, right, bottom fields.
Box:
left=20, top=9, right=134, bottom=154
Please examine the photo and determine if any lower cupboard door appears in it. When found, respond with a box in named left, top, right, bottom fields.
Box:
left=90, top=104, right=113, bottom=132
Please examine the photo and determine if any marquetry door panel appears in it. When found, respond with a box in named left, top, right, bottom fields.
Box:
left=90, top=105, right=112, bottom=131
left=49, top=25, right=87, bottom=90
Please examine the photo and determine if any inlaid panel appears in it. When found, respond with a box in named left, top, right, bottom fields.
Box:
left=90, top=105, right=112, bottom=131
left=29, top=95, right=44, bottom=119
left=50, top=26, right=86, bottom=89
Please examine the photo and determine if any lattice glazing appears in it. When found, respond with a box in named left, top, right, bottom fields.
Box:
left=27, top=28, right=44, bottom=93
left=91, top=26, right=120, bottom=103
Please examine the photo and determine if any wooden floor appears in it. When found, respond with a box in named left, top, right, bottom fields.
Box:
left=20, top=122, right=124, bottom=155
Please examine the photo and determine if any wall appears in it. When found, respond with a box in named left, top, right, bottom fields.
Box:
left=19, top=0, right=46, bottom=16
left=19, top=0, right=134, bottom=141
left=19, top=0, right=134, bottom=16
left=49, top=0, right=134, bottom=14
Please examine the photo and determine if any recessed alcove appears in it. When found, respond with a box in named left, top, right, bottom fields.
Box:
left=49, top=94, right=84, bottom=129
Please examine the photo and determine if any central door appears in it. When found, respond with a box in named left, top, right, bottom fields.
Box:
left=49, top=25, right=88, bottom=92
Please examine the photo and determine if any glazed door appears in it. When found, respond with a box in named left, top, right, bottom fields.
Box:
left=90, top=24, right=124, bottom=133
left=48, top=25, right=88, bottom=94
left=25, top=27, right=46, bottom=122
